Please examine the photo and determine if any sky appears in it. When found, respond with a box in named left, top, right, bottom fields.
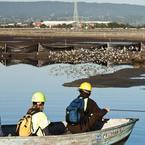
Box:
left=0, top=0, right=145, bottom=6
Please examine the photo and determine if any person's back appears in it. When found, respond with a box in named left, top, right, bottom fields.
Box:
left=66, top=82, right=110, bottom=133
left=16, top=91, right=67, bottom=136
left=16, top=91, right=50, bottom=136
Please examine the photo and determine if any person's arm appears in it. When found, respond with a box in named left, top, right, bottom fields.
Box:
left=80, top=99, right=108, bottom=132
left=91, top=100, right=109, bottom=119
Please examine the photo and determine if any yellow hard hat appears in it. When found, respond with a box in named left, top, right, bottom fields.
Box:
left=79, top=82, right=92, bottom=92
left=32, top=91, right=46, bottom=103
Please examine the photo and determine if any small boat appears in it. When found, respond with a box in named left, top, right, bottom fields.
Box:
left=0, top=118, right=138, bottom=145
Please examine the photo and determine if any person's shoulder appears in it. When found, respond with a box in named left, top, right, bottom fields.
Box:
left=33, top=112, right=47, bottom=119
left=88, top=98, right=96, bottom=103
left=88, top=98, right=97, bottom=105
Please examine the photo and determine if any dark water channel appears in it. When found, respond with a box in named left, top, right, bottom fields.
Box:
left=0, top=63, right=144, bottom=145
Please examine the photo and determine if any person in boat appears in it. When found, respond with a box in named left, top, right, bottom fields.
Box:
left=66, top=82, right=110, bottom=133
left=0, top=117, right=3, bottom=137
left=17, top=91, right=66, bottom=136
left=27, top=91, right=50, bottom=136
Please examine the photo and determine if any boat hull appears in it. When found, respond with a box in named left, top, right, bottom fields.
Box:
left=0, top=118, right=138, bottom=145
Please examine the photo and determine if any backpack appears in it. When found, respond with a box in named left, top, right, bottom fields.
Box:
left=66, top=97, right=84, bottom=124
left=16, top=110, right=38, bottom=137
left=16, top=114, right=33, bottom=136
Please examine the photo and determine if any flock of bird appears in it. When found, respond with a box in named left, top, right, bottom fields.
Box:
left=0, top=42, right=144, bottom=67
left=40, top=43, right=143, bottom=66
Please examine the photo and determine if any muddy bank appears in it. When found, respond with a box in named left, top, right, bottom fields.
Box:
left=1, top=28, right=145, bottom=42
left=63, top=68, right=145, bottom=88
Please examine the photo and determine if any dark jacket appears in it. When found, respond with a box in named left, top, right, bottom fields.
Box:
left=67, top=97, right=107, bottom=133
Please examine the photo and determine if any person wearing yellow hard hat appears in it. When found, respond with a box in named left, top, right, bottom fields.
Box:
left=31, top=91, right=67, bottom=136
left=17, top=91, right=66, bottom=136
left=17, top=91, right=50, bottom=136
left=66, top=82, right=110, bottom=134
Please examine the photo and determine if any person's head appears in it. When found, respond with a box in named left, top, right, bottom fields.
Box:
left=79, top=82, right=92, bottom=98
left=31, top=91, right=46, bottom=111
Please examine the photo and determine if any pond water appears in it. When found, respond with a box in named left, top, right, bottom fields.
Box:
left=0, top=63, right=144, bottom=145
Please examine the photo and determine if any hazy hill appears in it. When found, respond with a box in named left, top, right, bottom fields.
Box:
left=0, top=1, right=145, bottom=25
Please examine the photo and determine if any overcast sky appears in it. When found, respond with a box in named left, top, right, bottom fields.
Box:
left=0, top=0, right=145, bottom=6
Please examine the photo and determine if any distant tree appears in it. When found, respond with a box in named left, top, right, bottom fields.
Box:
left=29, top=21, right=34, bottom=28
left=40, top=24, right=47, bottom=28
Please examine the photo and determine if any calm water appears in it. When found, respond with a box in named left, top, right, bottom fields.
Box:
left=0, top=63, right=144, bottom=145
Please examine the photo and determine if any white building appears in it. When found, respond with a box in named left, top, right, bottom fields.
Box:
left=42, top=21, right=76, bottom=27
left=81, top=21, right=111, bottom=24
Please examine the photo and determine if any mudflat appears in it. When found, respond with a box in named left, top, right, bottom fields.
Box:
left=63, top=68, right=145, bottom=88
left=0, top=28, right=145, bottom=42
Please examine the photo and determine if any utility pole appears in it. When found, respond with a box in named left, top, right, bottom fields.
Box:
left=73, top=0, right=79, bottom=28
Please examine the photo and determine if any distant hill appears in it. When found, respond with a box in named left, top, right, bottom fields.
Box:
left=0, top=1, right=145, bottom=25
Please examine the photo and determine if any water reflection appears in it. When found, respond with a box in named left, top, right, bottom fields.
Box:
left=1, top=59, right=51, bottom=67
left=114, top=141, right=126, bottom=145
left=0, top=61, right=131, bottom=79
left=113, top=137, right=129, bottom=145
left=47, top=63, right=130, bottom=79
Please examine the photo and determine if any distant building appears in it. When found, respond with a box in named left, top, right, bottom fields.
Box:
left=32, top=22, right=43, bottom=28
left=42, top=21, right=76, bottom=28
left=32, top=21, right=76, bottom=28
left=16, top=22, right=28, bottom=27
left=8, top=23, right=15, bottom=26
left=32, top=20, right=112, bottom=28
left=81, top=21, right=111, bottom=25
left=80, top=21, right=112, bottom=29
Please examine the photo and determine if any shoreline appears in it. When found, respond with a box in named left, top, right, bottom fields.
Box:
left=0, top=28, right=145, bottom=42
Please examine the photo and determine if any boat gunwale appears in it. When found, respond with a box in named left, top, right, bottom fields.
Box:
left=0, top=118, right=139, bottom=139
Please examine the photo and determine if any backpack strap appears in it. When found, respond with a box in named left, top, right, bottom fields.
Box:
left=25, top=108, right=41, bottom=135
left=32, top=126, right=42, bottom=136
